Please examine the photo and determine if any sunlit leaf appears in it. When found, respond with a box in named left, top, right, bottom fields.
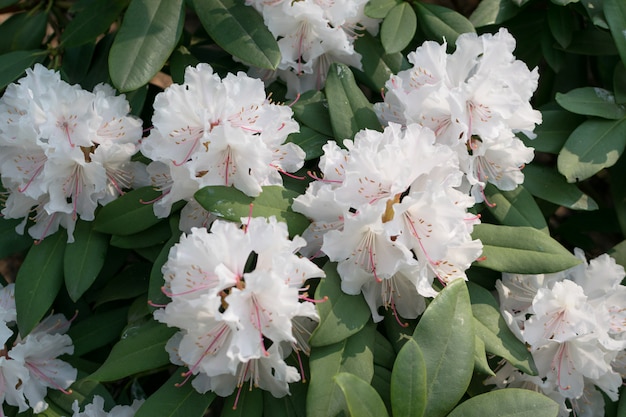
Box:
left=484, top=184, right=548, bottom=233
left=390, top=339, right=427, bottom=417
left=556, top=87, right=626, bottom=119
left=335, top=373, right=389, bottom=417
left=381, top=3, right=416, bottom=54
left=447, top=389, right=559, bottom=417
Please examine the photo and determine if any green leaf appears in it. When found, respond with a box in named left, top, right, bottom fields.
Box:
left=557, top=118, right=626, bottom=182
left=221, top=386, right=263, bottom=417
left=519, top=108, right=584, bottom=154
left=364, top=0, right=401, bottom=18
left=414, top=2, right=475, bottom=45
left=523, top=164, right=598, bottom=211
left=473, top=335, right=494, bottom=376
left=547, top=3, right=574, bottom=48
left=64, top=219, right=109, bottom=302
left=68, top=307, right=129, bottom=356
left=286, top=126, right=328, bottom=161
left=194, top=185, right=310, bottom=238
left=262, top=378, right=307, bottom=417
left=611, top=155, right=626, bottom=236
left=472, top=224, right=581, bottom=274
left=373, top=331, right=396, bottom=370
left=325, top=63, right=381, bottom=141
left=0, top=217, right=33, bottom=259
left=0, top=11, right=47, bottom=54
left=135, top=368, right=215, bottom=417
left=61, top=42, right=96, bottom=84
left=484, top=184, right=548, bottom=233
left=372, top=365, right=392, bottom=415
left=290, top=91, right=334, bottom=137
left=381, top=3, right=416, bottom=54
left=556, top=87, right=626, bottom=119
left=0, top=49, right=46, bottom=90
left=608, top=240, right=626, bottom=269
left=335, top=373, right=389, bottom=417
left=353, top=31, right=405, bottom=92
left=615, top=62, right=626, bottom=104
left=94, top=262, right=151, bottom=307
left=565, top=28, right=618, bottom=55
left=109, top=0, right=184, bottom=91
left=605, top=0, right=626, bottom=67
left=169, top=46, right=200, bottom=84
left=467, top=282, right=537, bottom=375
left=110, top=220, right=171, bottom=249
left=47, top=378, right=115, bottom=415
left=469, top=0, right=521, bottom=27
left=61, top=0, right=129, bottom=48
left=307, top=324, right=375, bottom=417
left=93, top=187, right=164, bottom=236
left=581, top=0, right=607, bottom=29
left=148, top=216, right=181, bottom=311
left=309, top=263, right=371, bottom=347
left=412, top=280, right=474, bottom=417
left=89, top=319, right=176, bottom=381
left=390, top=339, right=427, bottom=417
left=447, top=388, right=559, bottom=417
left=192, top=0, right=280, bottom=70
left=15, top=230, right=66, bottom=336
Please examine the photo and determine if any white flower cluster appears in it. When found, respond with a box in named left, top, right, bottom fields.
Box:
left=374, top=28, right=541, bottom=203
left=490, top=249, right=626, bottom=416
left=0, top=65, right=145, bottom=242
left=153, top=217, right=325, bottom=399
left=69, top=395, right=144, bottom=417
left=292, top=123, right=483, bottom=323
left=0, top=284, right=76, bottom=415
left=140, top=64, right=304, bottom=232
left=245, top=0, right=379, bottom=97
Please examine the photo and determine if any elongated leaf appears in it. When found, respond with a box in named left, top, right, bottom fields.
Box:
left=354, top=31, right=405, bottom=92
left=605, top=0, right=626, bottom=67
left=110, top=220, right=171, bottom=249
left=611, top=154, right=626, bottom=236
left=469, top=0, right=520, bottom=27
left=335, top=373, right=389, bottom=417
left=68, top=307, right=129, bottom=356
left=148, top=216, right=181, bottom=311
left=64, top=219, right=109, bottom=301
left=519, top=109, right=584, bottom=154
left=286, top=126, right=328, bottom=161
left=94, top=262, right=151, bottom=307
left=222, top=386, right=263, bottom=417
left=15, top=230, right=66, bottom=336
left=381, top=3, right=416, bottom=54
left=484, top=184, right=548, bottom=233
left=135, top=368, right=215, bottom=417
left=309, top=263, right=371, bottom=347
left=61, top=0, right=128, bottom=48
left=473, top=335, right=494, bottom=376
left=547, top=3, right=574, bottom=48
left=262, top=376, right=307, bottom=417
left=608, top=240, right=626, bottom=269
left=390, top=339, right=427, bottom=417
left=557, top=118, right=626, bottom=182
left=194, top=185, right=310, bottom=238
left=0, top=49, right=46, bottom=90
left=523, top=164, right=598, bottom=211
left=193, top=0, right=280, bottom=70
left=94, top=187, right=164, bottom=236
left=89, top=319, right=177, bottom=381
left=615, top=62, right=626, bottom=104
left=109, top=0, right=184, bottom=91
left=414, top=2, right=475, bottom=45
left=0, top=11, right=47, bottom=54
left=447, top=388, right=559, bottom=417
left=307, top=324, right=375, bottom=417
left=472, top=224, right=581, bottom=273
left=365, top=0, right=401, bottom=18
left=0, top=217, right=33, bottom=259
left=47, top=378, right=115, bottom=416
left=556, top=87, right=626, bottom=119
left=290, top=91, right=334, bottom=137
left=565, top=28, right=618, bottom=55
left=374, top=331, right=396, bottom=370
left=412, top=280, right=474, bottom=417
left=372, top=365, right=392, bottom=414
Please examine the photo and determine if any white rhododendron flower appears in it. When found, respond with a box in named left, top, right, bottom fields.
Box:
left=0, top=64, right=146, bottom=242
left=293, top=123, right=483, bottom=323
left=490, top=249, right=626, bottom=416
left=152, top=216, right=324, bottom=401
left=140, top=63, right=303, bottom=229
left=70, top=395, right=144, bottom=417
left=374, top=28, right=541, bottom=203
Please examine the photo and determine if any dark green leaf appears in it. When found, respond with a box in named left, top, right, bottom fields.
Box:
left=364, top=0, right=401, bottom=18
left=614, top=62, right=626, bottom=104
left=610, top=155, right=626, bottom=236
left=335, top=373, right=389, bottom=417
left=414, top=2, right=475, bottom=45
left=353, top=31, right=405, bottom=92
left=484, top=184, right=548, bottom=233
left=547, top=3, right=575, bottom=48
left=135, top=368, right=215, bottom=417
left=109, top=0, right=184, bottom=91
left=47, top=378, right=115, bottom=416
left=381, top=3, right=416, bottom=54
left=193, top=0, right=280, bottom=70
left=581, top=0, right=606, bottom=29
left=61, top=0, right=129, bottom=48
left=94, top=187, right=164, bottom=236
left=518, top=109, right=584, bottom=154
left=221, top=386, right=263, bottom=417
left=68, top=307, right=129, bottom=356
left=390, top=339, right=427, bottom=417
left=0, top=50, right=46, bottom=90
left=0, top=217, right=33, bottom=259
left=605, top=0, right=626, bottom=67
left=64, top=219, right=109, bottom=301
left=373, top=331, right=396, bottom=370
left=469, top=0, right=521, bottom=27
left=89, top=319, right=177, bottom=381
left=472, top=224, right=581, bottom=274
left=447, top=389, right=559, bottom=417
left=94, top=262, right=151, bottom=307
left=565, top=28, right=618, bottom=55
left=110, top=220, right=171, bottom=249
left=290, top=90, right=334, bottom=137
left=608, top=240, right=626, bottom=269
left=473, top=335, right=494, bottom=376
left=523, top=164, right=598, bottom=211
left=262, top=378, right=307, bottom=417
left=309, top=263, right=371, bottom=347
left=412, top=280, right=474, bottom=417
left=148, top=216, right=181, bottom=311
left=169, top=46, right=200, bottom=84
left=125, top=84, right=149, bottom=116
left=556, top=87, right=626, bottom=119
left=15, top=230, right=66, bottom=336
left=61, top=42, right=96, bottom=84
left=286, top=126, right=329, bottom=161
left=0, top=11, right=47, bottom=54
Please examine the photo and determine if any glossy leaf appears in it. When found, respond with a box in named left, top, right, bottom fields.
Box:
left=470, top=0, right=521, bottom=27
left=390, top=339, right=427, bottom=417
left=335, top=373, right=389, bottom=417
left=381, top=3, right=416, bottom=54
left=68, top=307, right=129, bottom=356
left=472, top=224, right=581, bottom=274
left=484, top=184, right=548, bottom=233
left=47, top=378, right=115, bottom=416
left=94, top=262, right=151, bottom=307
left=412, top=280, right=474, bottom=417
left=262, top=379, right=307, bottom=417
left=15, top=230, right=66, bottom=336
left=61, top=0, right=128, bottom=48
left=0, top=49, right=46, bottom=90
left=0, top=11, right=47, bottom=54
left=414, top=2, right=475, bottom=45
left=193, top=0, right=280, bottom=70
left=64, top=219, right=109, bottom=301
left=556, top=87, right=626, bottom=119
left=605, top=0, right=626, bottom=67
left=557, top=118, right=626, bottom=182
left=221, top=386, right=263, bottom=417
left=354, top=31, right=405, bottom=92
left=519, top=109, right=584, bottom=154
left=290, top=90, right=334, bottom=137
left=135, top=368, right=215, bottom=417
left=109, top=0, right=184, bottom=91
left=93, top=187, right=165, bottom=236
left=447, top=388, right=559, bottom=417
left=286, top=126, right=329, bottom=161
left=309, top=262, right=371, bottom=347
left=89, top=319, right=177, bottom=381
left=325, top=63, right=381, bottom=141
left=364, top=0, right=401, bottom=18
left=523, top=164, right=598, bottom=211
left=110, top=220, right=171, bottom=249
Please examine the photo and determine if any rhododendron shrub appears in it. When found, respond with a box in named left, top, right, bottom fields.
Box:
left=0, top=1, right=624, bottom=417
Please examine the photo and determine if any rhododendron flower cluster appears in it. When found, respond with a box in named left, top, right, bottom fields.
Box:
left=489, top=249, right=626, bottom=416
left=374, top=28, right=541, bottom=202
left=0, top=284, right=76, bottom=415
left=245, top=0, right=380, bottom=97
left=292, top=123, right=483, bottom=322
left=70, top=395, right=144, bottom=417
left=140, top=63, right=304, bottom=231
left=0, top=65, right=145, bottom=242
left=152, top=216, right=325, bottom=399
